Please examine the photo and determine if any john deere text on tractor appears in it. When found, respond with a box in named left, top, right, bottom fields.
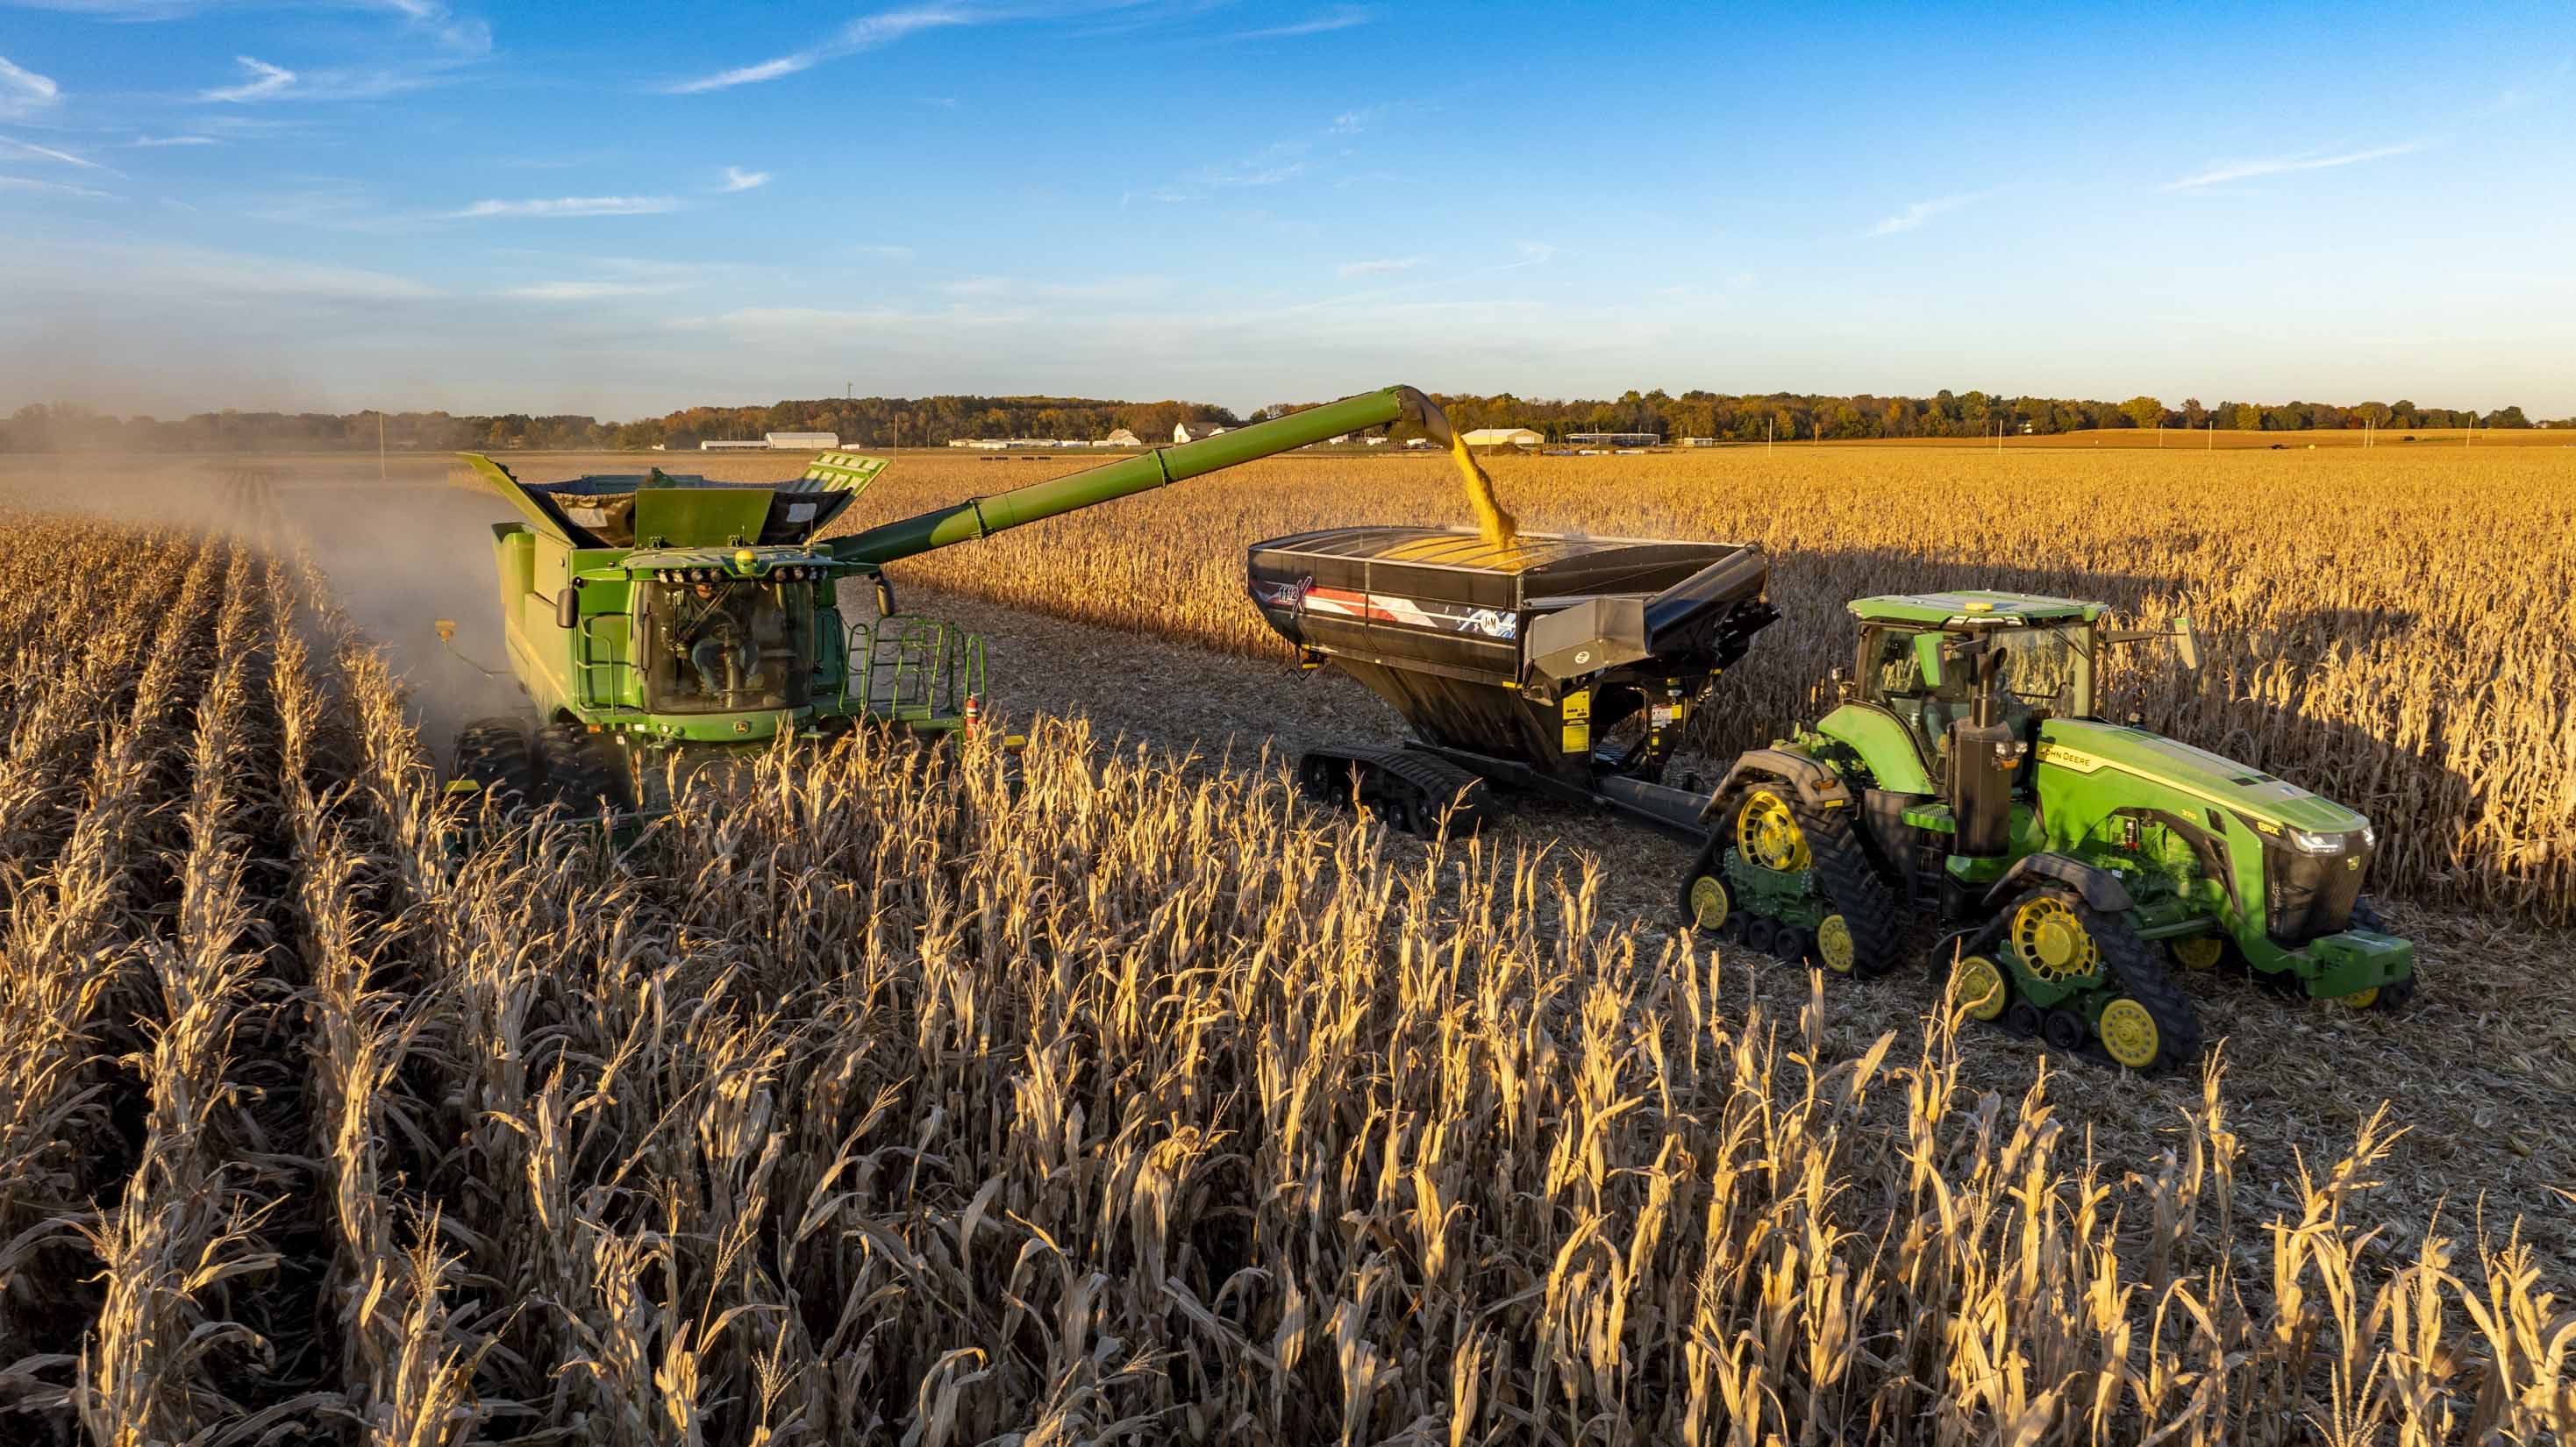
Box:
left=1681, top=590, right=2418, bottom=1072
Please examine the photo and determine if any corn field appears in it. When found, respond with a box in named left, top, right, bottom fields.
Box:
left=0, top=497, right=2568, bottom=1444
left=837, top=445, right=2576, bottom=925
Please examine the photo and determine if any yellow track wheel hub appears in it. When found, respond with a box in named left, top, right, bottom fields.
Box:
left=1950, top=955, right=2009, bottom=1021
left=1737, top=788, right=1810, bottom=872
left=2098, top=998, right=2161, bottom=1069
left=2169, top=935, right=2225, bottom=972
left=2340, top=986, right=2380, bottom=1009
left=2010, top=895, right=2099, bottom=982
left=1688, top=875, right=1730, bottom=931
left=1816, top=914, right=1854, bottom=973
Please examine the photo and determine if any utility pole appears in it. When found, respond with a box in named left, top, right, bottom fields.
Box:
left=1766, top=416, right=1773, bottom=455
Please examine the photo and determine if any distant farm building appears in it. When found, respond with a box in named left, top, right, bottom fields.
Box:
left=1565, top=431, right=1662, bottom=447
left=1681, top=437, right=1716, bottom=447
left=700, top=440, right=767, bottom=452
left=764, top=431, right=838, bottom=450
left=1104, top=428, right=1144, bottom=447
left=1174, top=422, right=1230, bottom=444
left=1461, top=427, right=1542, bottom=448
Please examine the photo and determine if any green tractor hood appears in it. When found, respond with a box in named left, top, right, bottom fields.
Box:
left=2038, top=718, right=2369, bottom=836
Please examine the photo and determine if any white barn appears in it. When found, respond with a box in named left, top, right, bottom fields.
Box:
left=1174, top=422, right=1229, bottom=444
left=765, top=431, right=838, bottom=450
left=1460, top=427, right=1542, bottom=448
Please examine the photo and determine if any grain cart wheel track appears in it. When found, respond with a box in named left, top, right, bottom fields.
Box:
left=1792, top=797, right=1905, bottom=979
left=1295, top=745, right=1489, bottom=840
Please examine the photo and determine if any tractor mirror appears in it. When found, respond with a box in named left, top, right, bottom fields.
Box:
left=1912, top=631, right=1945, bottom=689
left=2175, top=615, right=2202, bottom=671
left=556, top=586, right=580, bottom=630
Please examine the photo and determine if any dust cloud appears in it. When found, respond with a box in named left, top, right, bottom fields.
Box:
left=0, top=457, right=530, bottom=765
left=284, top=479, right=531, bottom=755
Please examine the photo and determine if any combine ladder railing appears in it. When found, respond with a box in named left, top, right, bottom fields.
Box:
left=841, top=615, right=984, bottom=727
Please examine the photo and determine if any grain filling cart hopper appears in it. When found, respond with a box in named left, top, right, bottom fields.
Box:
left=1247, top=527, right=1777, bottom=834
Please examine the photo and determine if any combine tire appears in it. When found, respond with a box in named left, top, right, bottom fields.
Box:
left=537, top=722, right=632, bottom=816
left=449, top=716, right=537, bottom=816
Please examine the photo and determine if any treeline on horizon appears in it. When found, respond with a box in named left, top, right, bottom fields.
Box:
left=0, top=388, right=2558, bottom=453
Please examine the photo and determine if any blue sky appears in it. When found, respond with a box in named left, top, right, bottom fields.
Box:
left=2, top=1, right=2571, bottom=417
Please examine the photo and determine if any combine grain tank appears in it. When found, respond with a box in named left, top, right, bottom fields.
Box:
left=1247, top=525, right=1775, bottom=835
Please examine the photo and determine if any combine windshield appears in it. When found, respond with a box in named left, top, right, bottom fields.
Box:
left=637, top=578, right=810, bottom=713
left=1988, top=623, right=2093, bottom=717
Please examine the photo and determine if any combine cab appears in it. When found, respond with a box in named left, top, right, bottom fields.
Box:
left=445, top=384, right=1493, bottom=818
left=448, top=452, right=981, bottom=815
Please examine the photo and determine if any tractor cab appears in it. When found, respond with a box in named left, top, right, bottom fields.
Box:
left=1846, top=592, right=2105, bottom=777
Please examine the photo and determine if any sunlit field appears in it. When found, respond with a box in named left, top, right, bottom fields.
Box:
left=0, top=446, right=2565, bottom=1443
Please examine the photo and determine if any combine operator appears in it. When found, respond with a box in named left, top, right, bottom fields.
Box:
left=675, top=579, right=760, bottom=703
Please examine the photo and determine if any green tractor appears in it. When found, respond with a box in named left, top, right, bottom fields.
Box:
left=443, top=384, right=1467, bottom=815
left=1681, top=590, right=2417, bottom=1071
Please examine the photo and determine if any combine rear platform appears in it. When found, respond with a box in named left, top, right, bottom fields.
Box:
left=1247, top=525, right=1775, bottom=836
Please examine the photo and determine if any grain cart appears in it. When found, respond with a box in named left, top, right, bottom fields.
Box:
left=448, top=384, right=1472, bottom=812
left=1680, top=590, right=2419, bottom=1071
left=1246, top=528, right=1778, bottom=834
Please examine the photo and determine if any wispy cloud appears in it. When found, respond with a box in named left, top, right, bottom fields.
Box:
left=505, top=279, right=688, bottom=300
left=1338, top=256, right=1423, bottom=278
left=2, top=134, right=113, bottom=171
left=666, top=7, right=970, bottom=94
left=202, top=54, right=297, bottom=103
left=0, top=54, right=62, bottom=120
left=1866, top=189, right=1990, bottom=237
left=855, top=243, right=917, bottom=261
left=449, top=195, right=680, bottom=218
left=130, top=133, right=221, bottom=146
left=1221, top=5, right=1370, bottom=41
left=717, top=165, right=770, bottom=192
left=11, top=238, right=439, bottom=301
left=2163, top=142, right=2422, bottom=190
left=0, top=173, right=118, bottom=199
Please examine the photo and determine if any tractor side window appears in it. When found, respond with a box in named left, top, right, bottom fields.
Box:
left=1865, top=627, right=1952, bottom=765
left=1866, top=629, right=1924, bottom=702
left=1990, top=626, right=2087, bottom=720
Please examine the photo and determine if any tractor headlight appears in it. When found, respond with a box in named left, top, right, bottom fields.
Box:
left=2288, top=827, right=2351, bottom=855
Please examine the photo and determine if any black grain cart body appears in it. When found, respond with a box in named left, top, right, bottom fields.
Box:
left=1246, top=525, right=1774, bottom=791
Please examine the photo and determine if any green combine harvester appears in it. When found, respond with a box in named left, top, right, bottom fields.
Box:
left=446, top=384, right=1466, bottom=811
left=1681, top=590, right=2418, bottom=1072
